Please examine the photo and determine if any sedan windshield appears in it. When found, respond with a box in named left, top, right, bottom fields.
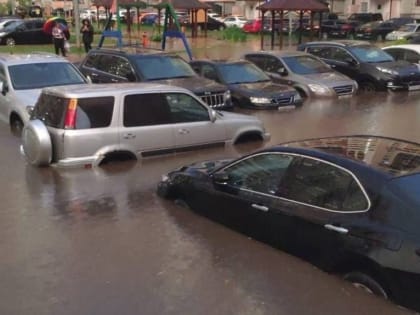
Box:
left=348, top=46, right=394, bottom=63
left=134, top=55, right=196, bottom=80
left=282, top=55, right=331, bottom=74
left=218, top=62, right=270, bottom=84
left=9, top=62, right=86, bottom=90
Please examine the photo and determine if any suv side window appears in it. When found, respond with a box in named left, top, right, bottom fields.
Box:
left=245, top=54, right=267, bottom=70
left=278, top=157, right=368, bottom=211
left=84, top=53, right=101, bottom=69
left=76, top=97, right=114, bottom=129
left=265, top=56, right=285, bottom=73
left=329, top=47, right=353, bottom=63
left=221, top=153, right=294, bottom=195
left=106, top=56, right=134, bottom=80
left=123, top=93, right=171, bottom=127
left=306, top=46, right=333, bottom=59
left=165, top=93, right=209, bottom=123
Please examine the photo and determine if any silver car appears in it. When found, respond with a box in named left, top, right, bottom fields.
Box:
left=21, top=83, right=270, bottom=168
left=243, top=51, right=358, bottom=98
left=385, top=23, right=420, bottom=41
left=0, top=53, right=88, bottom=135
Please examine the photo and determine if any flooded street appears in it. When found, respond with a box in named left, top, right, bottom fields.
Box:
left=1, top=90, right=419, bottom=314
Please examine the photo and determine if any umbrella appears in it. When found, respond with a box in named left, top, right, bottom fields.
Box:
left=42, top=17, right=68, bottom=35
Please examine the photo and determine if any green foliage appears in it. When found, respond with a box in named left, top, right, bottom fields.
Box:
left=0, top=3, right=9, bottom=15
left=388, top=38, right=409, bottom=45
left=151, top=33, right=162, bottom=42
left=221, top=27, right=247, bottom=42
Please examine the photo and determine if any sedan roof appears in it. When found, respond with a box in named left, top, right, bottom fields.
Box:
left=268, top=135, right=420, bottom=178
left=382, top=44, right=420, bottom=53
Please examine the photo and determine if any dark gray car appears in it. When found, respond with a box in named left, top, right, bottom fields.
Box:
left=244, top=51, right=358, bottom=98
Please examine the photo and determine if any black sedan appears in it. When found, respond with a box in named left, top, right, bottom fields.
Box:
left=190, top=60, right=302, bottom=109
left=0, top=19, right=51, bottom=45
left=355, top=21, right=398, bottom=41
left=158, top=135, right=420, bottom=312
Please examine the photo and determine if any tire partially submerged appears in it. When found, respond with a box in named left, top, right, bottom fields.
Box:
left=21, top=119, right=52, bottom=167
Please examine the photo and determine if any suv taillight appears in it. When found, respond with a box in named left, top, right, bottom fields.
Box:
left=64, top=98, right=78, bottom=129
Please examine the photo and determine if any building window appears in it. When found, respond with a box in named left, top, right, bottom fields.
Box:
left=417, top=0, right=420, bottom=6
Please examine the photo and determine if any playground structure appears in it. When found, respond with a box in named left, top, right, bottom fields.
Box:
left=97, top=3, right=193, bottom=60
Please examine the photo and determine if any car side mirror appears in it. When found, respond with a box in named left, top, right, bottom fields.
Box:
left=0, top=81, right=8, bottom=95
left=345, top=57, right=357, bottom=66
left=212, top=171, right=229, bottom=185
left=209, top=109, right=217, bottom=122
left=26, top=106, right=34, bottom=117
left=278, top=67, right=288, bottom=76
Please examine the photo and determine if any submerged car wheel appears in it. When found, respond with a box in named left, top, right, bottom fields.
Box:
left=359, top=81, right=376, bottom=92
left=21, top=119, right=52, bottom=167
left=10, top=116, right=24, bottom=137
left=344, top=271, right=388, bottom=299
left=157, top=180, right=176, bottom=199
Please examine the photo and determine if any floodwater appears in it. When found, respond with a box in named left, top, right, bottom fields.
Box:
left=0, top=91, right=419, bottom=315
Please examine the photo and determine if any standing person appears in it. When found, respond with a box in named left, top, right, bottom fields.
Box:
left=52, top=21, right=66, bottom=57
left=80, top=19, right=94, bottom=53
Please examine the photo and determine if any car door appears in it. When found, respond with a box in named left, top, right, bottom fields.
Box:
left=263, top=55, right=294, bottom=85
left=188, top=152, right=299, bottom=249
left=164, top=92, right=226, bottom=149
left=325, top=47, right=360, bottom=80
left=12, top=22, right=29, bottom=44
left=277, top=156, right=372, bottom=269
left=0, top=64, right=11, bottom=123
left=120, top=92, right=175, bottom=157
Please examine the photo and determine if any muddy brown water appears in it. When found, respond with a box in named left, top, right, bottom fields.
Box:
left=0, top=91, right=419, bottom=314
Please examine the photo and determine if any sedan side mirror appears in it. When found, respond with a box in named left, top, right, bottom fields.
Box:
left=212, top=172, right=229, bottom=185
left=209, top=109, right=217, bottom=123
left=278, top=67, right=288, bottom=76
left=0, top=81, right=8, bottom=95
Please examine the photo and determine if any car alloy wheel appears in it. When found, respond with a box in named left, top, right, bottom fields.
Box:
left=6, top=37, right=15, bottom=46
left=344, top=271, right=388, bottom=299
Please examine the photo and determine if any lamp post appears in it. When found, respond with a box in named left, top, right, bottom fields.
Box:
left=73, top=0, right=81, bottom=49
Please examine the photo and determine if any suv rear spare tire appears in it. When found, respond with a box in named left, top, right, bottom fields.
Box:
left=21, top=119, right=52, bottom=167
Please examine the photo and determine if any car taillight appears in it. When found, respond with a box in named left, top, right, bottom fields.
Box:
left=342, top=24, right=351, bottom=30
left=64, top=98, right=78, bottom=129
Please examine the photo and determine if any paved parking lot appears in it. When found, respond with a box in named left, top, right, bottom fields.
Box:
left=0, top=91, right=419, bottom=314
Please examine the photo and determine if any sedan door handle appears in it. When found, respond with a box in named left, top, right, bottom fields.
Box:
left=123, top=133, right=136, bottom=139
left=324, top=224, right=348, bottom=234
left=178, top=128, right=190, bottom=135
left=111, top=78, right=119, bottom=82
left=90, top=73, right=99, bottom=77
left=251, top=204, right=269, bottom=212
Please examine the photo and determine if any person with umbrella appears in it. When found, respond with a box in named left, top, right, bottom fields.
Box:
left=80, top=19, right=94, bottom=53
left=51, top=21, right=68, bottom=57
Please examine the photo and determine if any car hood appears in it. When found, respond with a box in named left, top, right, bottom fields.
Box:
left=299, top=72, right=354, bottom=86
left=156, top=76, right=227, bottom=93
left=373, top=60, right=420, bottom=75
left=229, top=81, right=295, bottom=97
left=15, top=89, right=41, bottom=106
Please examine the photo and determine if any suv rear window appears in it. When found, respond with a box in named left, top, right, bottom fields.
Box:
left=32, top=94, right=114, bottom=129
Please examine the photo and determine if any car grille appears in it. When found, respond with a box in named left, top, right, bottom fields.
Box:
left=199, top=92, right=225, bottom=108
left=271, top=96, right=294, bottom=105
left=333, top=85, right=354, bottom=96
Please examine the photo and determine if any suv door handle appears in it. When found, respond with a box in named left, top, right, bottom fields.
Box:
left=111, top=78, right=119, bottom=82
left=178, top=128, right=190, bottom=135
left=324, top=224, right=348, bottom=234
left=251, top=204, right=269, bottom=212
left=123, top=133, right=136, bottom=139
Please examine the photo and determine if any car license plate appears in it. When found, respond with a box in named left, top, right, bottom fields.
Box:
left=409, top=85, right=420, bottom=91
left=278, top=105, right=296, bottom=111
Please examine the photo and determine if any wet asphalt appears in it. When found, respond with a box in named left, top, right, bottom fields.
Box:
left=1, top=37, right=420, bottom=314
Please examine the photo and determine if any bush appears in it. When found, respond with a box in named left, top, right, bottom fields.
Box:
left=221, top=27, right=247, bottom=42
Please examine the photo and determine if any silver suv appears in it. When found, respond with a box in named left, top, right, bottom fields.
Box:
left=0, top=53, right=88, bottom=135
left=21, top=83, right=270, bottom=168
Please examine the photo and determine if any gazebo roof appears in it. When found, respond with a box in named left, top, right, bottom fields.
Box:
left=155, top=0, right=210, bottom=10
left=258, top=0, right=329, bottom=11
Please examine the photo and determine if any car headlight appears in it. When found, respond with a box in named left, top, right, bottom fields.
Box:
left=0, top=32, right=6, bottom=37
left=224, top=90, right=231, bottom=100
left=308, top=83, right=330, bottom=94
left=376, top=66, right=398, bottom=76
left=250, top=96, right=271, bottom=104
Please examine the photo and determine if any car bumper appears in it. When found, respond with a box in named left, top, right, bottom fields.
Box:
left=387, top=81, right=420, bottom=91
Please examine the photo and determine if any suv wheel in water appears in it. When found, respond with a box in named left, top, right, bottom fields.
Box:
left=10, top=115, right=24, bottom=137
left=21, top=119, right=52, bottom=167
left=359, top=81, right=376, bottom=92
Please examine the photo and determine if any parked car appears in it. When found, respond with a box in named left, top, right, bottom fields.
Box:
left=347, top=13, right=383, bottom=24
left=298, top=40, right=420, bottom=92
left=188, top=16, right=226, bottom=31
left=387, top=17, right=418, bottom=27
left=157, top=135, right=420, bottom=313
left=242, top=19, right=264, bottom=33
left=222, top=15, right=248, bottom=28
left=190, top=59, right=302, bottom=109
left=0, top=18, right=51, bottom=45
left=0, top=53, right=88, bottom=135
left=78, top=48, right=232, bottom=110
left=21, top=83, right=269, bottom=168
left=0, top=17, right=22, bottom=31
left=207, top=12, right=223, bottom=22
left=385, top=23, right=420, bottom=41
left=243, top=51, right=358, bottom=98
left=320, top=19, right=357, bottom=38
left=382, top=45, right=420, bottom=65
left=139, top=12, right=158, bottom=25
left=354, top=21, right=399, bottom=41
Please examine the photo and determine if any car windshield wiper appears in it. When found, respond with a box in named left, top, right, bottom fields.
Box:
left=171, top=75, right=196, bottom=79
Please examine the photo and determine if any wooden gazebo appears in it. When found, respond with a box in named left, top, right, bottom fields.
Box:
left=257, top=0, right=329, bottom=49
left=156, top=0, right=211, bottom=38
